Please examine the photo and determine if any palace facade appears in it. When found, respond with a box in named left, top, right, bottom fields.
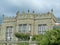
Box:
left=0, top=10, right=56, bottom=41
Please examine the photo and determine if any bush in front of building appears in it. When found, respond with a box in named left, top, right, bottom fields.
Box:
left=15, top=33, right=30, bottom=45
left=15, top=32, right=30, bottom=40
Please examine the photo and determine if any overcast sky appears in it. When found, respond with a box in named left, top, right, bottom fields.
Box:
left=0, top=0, right=60, bottom=18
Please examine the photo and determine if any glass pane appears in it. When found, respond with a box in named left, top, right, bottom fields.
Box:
left=38, top=24, right=47, bottom=34
left=6, top=26, right=13, bottom=41
left=9, top=28, right=13, bottom=33
left=22, top=24, right=27, bottom=32
left=19, top=24, right=22, bottom=32
left=19, top=24, right=27, bottom=33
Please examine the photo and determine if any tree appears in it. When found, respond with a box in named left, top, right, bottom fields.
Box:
left=40, top=29, right=60, bottom=45
left=32, top=29, right=60, bottom=45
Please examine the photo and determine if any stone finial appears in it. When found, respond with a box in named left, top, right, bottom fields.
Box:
left=33, top=10, right=35, bottom=13
left=28, top=10, right=30, bottom=13
left=2, top=14, right=4, bottom=16
left=2, top=14, right=5, bottom=19
left=47, top=12, right=50, bottom=14
left=2, top=14, right=5, bottom=18
left=16, top=11, right=20, bottom=15
left=51, top=8, right=53, bottom=12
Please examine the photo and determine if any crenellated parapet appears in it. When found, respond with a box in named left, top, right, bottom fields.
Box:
left=2, top=16, right=16, bottom=23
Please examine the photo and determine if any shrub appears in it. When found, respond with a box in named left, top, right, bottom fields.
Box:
left=15, top=32, right=30, bottom=40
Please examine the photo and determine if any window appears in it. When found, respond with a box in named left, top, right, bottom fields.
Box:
left=23, top=24, right=27, bottom=32
left=19, top=24, right=23, bottom=32
left=19, top=24, right=31, bottom=33
left=38, top=24, right=48, bottom=34
left=6, top=26, right=13, bottom=41
left=19, top=24, right=27, bottom=33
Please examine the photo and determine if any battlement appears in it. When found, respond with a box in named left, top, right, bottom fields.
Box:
left=3, top=16, right=16, bottom=23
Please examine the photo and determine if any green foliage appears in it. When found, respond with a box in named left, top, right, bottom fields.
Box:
left=32, top=34, right=44, bottom=41
left=32, top=35, right=38, bottom=41
left=40, top=29, right=60, bottom=45
left=15, top=32, right=30, bottom=40
left=32, top=29, right=60, bottom=45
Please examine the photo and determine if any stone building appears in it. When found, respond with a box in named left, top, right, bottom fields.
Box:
left=0, top=10, right=56, bottom=41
